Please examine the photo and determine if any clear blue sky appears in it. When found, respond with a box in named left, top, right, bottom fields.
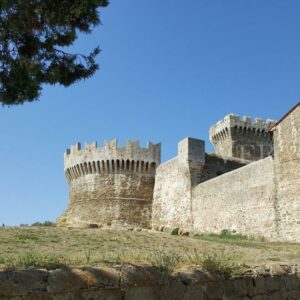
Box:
left=1, top=1, right=300, bottom=225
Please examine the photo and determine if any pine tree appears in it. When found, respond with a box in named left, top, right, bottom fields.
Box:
left=0, top=0, right=109, bottom=105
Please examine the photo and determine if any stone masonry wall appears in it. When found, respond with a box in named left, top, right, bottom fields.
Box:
left=1, top=265, right=299, bottom=300
left=192, top=156, right=278, bottom=240
left=209, top=114, right=276, bottom=161
left=152, top=139, right=247, bottom=232
left=59, top=173, right=154, bottom=228
left=273, top=104, right=300, bottom=242
left=152, top=157, right=192, bottom=231
left=58, top=140, right=161, bottom=228
left=200, top=153, right=248, bottom=182
left=152, top=138, right=205, bottom=231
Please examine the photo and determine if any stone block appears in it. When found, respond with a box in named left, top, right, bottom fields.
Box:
left=283, top=275, right=299, bottom=290
left=81, top=289, right=123, bottom=300
left=266, top=276, right=285, bottom=292
left=0, top=270, right=48, bottom=296
left=268, top=291, right=288, bottom=300
left=183, top=284, right=205, bottom=300
left=47, top=269, right=88, bottom=293
left=253, top=276, right=266, bottom=294
left=125, top=287, right=156, bottom=300
left=202, top=281, right=224, bottom=299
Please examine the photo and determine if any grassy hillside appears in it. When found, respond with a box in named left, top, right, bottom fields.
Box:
left=0, top=227, right=299, bottom=274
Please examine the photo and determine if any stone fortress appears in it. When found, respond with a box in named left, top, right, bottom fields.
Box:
left=57, top=103, right=300, bottom=243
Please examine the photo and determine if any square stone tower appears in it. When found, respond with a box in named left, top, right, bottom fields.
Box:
left=209, top=114, right=277, bottom=161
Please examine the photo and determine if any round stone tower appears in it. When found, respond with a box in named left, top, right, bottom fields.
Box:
left=57, top=139, right=161, bottom=228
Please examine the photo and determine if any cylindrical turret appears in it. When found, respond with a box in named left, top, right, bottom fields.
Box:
left=57, top=139, right=161, bottom=228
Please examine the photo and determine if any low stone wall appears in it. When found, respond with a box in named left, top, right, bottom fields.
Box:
left=0, top=265, right=299, bottom=300
left=192, top=156, right=278, bottom=240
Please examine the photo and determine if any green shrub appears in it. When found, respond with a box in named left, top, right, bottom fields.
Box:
left=31, top=221, right=55, bottom=227
left=148, top=249, right=182, bottom=274
left=171, top=228, right=180, bottom=236
left=188, top=249, right=242, bottom=278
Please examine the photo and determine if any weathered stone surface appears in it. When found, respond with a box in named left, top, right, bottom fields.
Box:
left=266, top=276, right=285, bottom=292
left=192, top=156, right=277, bottom=240
left=126, top=287, right=156, bottom=300
left=273, top=104, right=300, bottom=242
left=209, top=114, right=276, bottom=161
left=58, top=104, right=300, bottom=243
left=0, top=270, right=48, bottom=296
left=58, top=140, right=161, bottom=228
left=153, top=104, right=300, bottom=243
left=0, top=266, right=299, bottom=300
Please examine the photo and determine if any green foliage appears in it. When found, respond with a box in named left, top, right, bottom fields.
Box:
left=171, top=227, right=180, bottom=236
left=31, top=221, right=55, bottom=227
left=194, top=230, right=269, bottom=249
left=148, top=249, right=182, bottom=275
left=219, top=229, right=249, bottom=240
left=16, top=233, right=39, bottom=241
left=188, top=249, right=242, bottom=278
left=0, top=252, right=68, bottom=270
left=0, top=0, right=109, bottom=105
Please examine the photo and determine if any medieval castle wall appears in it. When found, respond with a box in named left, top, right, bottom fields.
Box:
left=192, top=156, right=277, bottom=240
left=152, top=138, right=247, bottom=232
left=152, top=105, right=300, bottom=242
left=58, top=104, right=300, bottom=242
left=272, top=104, right=300, bottom=241
left=57, top=140, right=161, bottom=228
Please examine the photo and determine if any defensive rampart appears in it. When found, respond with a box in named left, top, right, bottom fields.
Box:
left=152, top=138, right=247, bottom=232
left=192, top=156, right=277, bottom=239
left=57, top=139, right=161, bottom=228
left=153, top=104, right=300, bottom=242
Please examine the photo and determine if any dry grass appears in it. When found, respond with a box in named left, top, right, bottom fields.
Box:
left=0, top=226, right=299, bottom=273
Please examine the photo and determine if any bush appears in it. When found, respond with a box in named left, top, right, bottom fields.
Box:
left=220, top=229, right=249, bottom=240
left=31, top=221, right=55, bottom=227
left=171, top=228, right=180, bottom=236
left=148, top=249, right=182, bottom=275
left=188, top=249, right=242, bottom=278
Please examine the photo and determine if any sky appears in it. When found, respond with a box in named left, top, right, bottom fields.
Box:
left=1, top=0, right=300, bottom=226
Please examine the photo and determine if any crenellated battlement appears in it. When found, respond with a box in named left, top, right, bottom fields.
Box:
left=65, top=139, right=160, bottom=157
left=209, top=114, right=277, bottom=143
left=64, top=139, right=161, bottom=182
left=209, top=114, right=277, bottom=161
